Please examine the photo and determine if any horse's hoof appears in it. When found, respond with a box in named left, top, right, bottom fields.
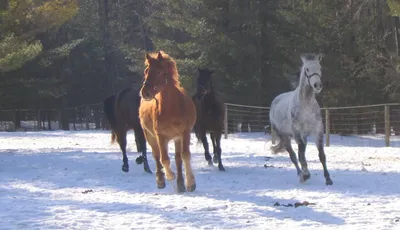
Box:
left=157, top=181, right=166, bottom=189
left=326, top=178, right=333, bottom=186
left=177, top=183, right=186, bottom=193
left=165, top=172, right=176, bottom=181
left=303, top=173, right=311, bottom=181
left=135, top=156, right=144, bottom=165
left=144, top=167, right=153, bottom=174
left=187, top=183, right=196, bottom=192
left=122, top=165, right=129, bottom=173
left=218, top=164, right=225, bottom=171
left=207, top=160, right=213, bottom=166
left=213, top=155, right=218, bottom=164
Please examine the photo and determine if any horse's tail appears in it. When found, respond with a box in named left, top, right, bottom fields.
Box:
left=192, top=125, right=201, bottom=144
left=103, top=94, right=117, bottom=144
left=270, top=127, right=286, bottom=154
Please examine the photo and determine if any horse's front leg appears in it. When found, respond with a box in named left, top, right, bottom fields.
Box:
left=157, top=136, right=175, bottom=181
left=200, top=132, right=212, bottom=166
left=316, top=131, right=333, bottom=185
left=210, top=132, right=218, bottom=164
left=174, top=139, right=186, bottom=193
left=212, top=131, right=225, bottom=171
left=144, top=131, right=165, bottom=189
left=182, top=131, right=196, bottom=192
left=295, top=134, right=310, bottom=182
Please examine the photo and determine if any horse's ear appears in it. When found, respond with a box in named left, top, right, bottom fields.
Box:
left=157, top=51, right=163, bottom=60
left=145, top=53, right=151, bottom=60
left=317, top=53, right=323, bottom=62
left=300, top=54, right=306, bottom=63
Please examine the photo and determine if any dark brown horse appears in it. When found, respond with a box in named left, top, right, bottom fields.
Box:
left=192, top=68, right=225, bottom=171
left=103, top=87, right=152, bottom=174
left=139, top=51, right=197, bottom=193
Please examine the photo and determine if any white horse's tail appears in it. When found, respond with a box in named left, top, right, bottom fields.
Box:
left=270, top=138, right=286, bottom=154
left=270, top=128, right=286, bottom=154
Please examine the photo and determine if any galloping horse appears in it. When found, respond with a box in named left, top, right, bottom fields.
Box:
left=269, top=53, right=333, bottom=185
left=103, top=87, right=152, bottom=174
left=139, top=51, right=197, bottom=193
left=192, top=68, right=225, bottom=171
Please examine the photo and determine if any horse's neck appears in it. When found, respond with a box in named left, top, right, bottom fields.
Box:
left=296, top=68, right=315, bottom=105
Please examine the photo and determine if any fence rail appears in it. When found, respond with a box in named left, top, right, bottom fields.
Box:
left=0, top=103, right=107, bottom=132
left=224, top=103, right=400, bottom=147
left=0, top=102, right=399, bottom=147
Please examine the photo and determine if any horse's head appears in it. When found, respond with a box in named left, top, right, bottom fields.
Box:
left=301, top=53, right=323, bottom=93
left=196, top=68, right=214, bottom=96
left=141, top=51, right=176, bottom=100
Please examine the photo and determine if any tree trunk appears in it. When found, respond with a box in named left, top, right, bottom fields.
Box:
left=394, top=16, right=400, bottom=56
left=98, top=0, right=115, bottom=96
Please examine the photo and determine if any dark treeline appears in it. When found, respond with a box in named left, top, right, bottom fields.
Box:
left=1, top=0, right=400, bottom=111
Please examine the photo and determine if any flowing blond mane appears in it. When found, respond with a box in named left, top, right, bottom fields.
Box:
left=144, top=51, right=180, bottom=86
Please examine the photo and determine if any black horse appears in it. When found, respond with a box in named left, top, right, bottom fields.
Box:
left=192, top=68, right=225, bottom=171
left=103, top=87, right=152, bottom=174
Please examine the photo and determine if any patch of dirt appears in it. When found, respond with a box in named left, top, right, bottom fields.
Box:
left=264, top=164, right=283, bottom=169
left=273, top=201, right=316, bottom=208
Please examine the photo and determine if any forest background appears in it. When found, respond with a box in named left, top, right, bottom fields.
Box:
left=1, top=0, right=400, bottom=120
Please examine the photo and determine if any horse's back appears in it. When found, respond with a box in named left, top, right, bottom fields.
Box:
left=116, top=87, right=141, bottom=125
left=269, top=91, right=295, bottom=134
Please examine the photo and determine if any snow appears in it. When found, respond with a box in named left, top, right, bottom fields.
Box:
left=1, top=131, right=399, bottom=229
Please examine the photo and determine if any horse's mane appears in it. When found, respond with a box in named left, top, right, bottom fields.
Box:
left=145, top=51, right=180, bottom=87
left=301, top=53, right=321, bottom=62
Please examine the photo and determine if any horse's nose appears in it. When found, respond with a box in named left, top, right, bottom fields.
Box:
left=313, top=82, right=322, bottom=89
left=141, top=88, right=152, bottom=100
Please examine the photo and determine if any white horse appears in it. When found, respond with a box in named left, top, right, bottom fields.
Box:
left=269, top=53, right=333, bottom=185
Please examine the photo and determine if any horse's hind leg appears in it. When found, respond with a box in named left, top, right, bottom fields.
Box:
left=116, top=130, right=129, bottom=172
left=182, top=131, right=196, bottom=192
left=200, top=133, right=213, bottom=166
left=282, top=136, right=303, bottom=181
left=316, top=131, right=333, bottom=185
left=295, top=135, right=310, bottom=182
left=174, top=139, right=186, bottom=193
left=211, top=131, right=225, bottom=171
left=134, top=126, right=152, bottom=174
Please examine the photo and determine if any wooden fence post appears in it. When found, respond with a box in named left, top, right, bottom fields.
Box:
left=224, top=104, right=228, bottom=139
left=325, top=108, right=330, bottom=147
left=85, top=106, right=90, bottom=130
left=385, top=104, right=390, bottom=147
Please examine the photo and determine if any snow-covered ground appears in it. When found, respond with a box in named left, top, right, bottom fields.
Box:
left=0, top=131, right=399, bottom=229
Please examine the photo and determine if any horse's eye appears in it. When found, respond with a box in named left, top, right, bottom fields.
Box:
left=153, top=86, right=158, bottom=91
left=306, top=68, right=309, bottom=72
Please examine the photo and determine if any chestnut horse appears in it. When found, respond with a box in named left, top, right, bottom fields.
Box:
left=103, top=87, right=152, bottom=174
left=139, top=51, right=197, bottom=193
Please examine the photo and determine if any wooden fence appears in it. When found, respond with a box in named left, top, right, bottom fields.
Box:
left=223, top=103, right=400, bottom=147
left=0, top=102, right=399, bottom=147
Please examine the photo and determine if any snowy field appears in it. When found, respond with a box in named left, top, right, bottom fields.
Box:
left=1, top=131, right=400, bottom=230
